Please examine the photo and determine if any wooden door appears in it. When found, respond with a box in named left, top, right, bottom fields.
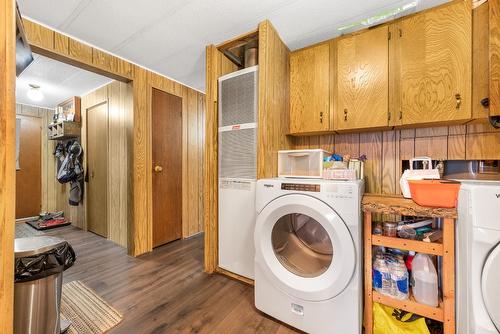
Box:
left=336, top=25, right=389, bottom=131
left=15, top=115, right=41, bottom=218
left=290, top=43, right=330, bottom=134
left=398, top=1, right=472, bottom=125
left=86, top=103, right=108, bottom=237
left=152, top=88, right=182, bottom=247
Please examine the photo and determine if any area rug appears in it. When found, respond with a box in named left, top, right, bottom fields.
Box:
left=15, top=223, right=45, bottom=238
left=61, top=280, right=123, bottom=334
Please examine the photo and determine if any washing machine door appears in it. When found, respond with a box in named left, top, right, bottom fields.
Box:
left=482, top=242, right=500, bottom=331
left=255, top=194, right=356, bottom=302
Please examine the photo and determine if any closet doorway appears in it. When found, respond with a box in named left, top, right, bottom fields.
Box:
left=152, top=88, right=182, bottom=247
left=86, top=102, right=109, bottom=237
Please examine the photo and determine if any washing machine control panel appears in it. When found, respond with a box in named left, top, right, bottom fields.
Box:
left=281, top=183, right=320, bottom=192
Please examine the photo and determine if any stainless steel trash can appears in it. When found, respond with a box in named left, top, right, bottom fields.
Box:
left=14, top=236, right=76, bottom=334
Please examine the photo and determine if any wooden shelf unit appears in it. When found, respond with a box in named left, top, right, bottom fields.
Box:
left=363, top=194, right=456, bottom=334
left=48, top=121, right=80, bottom=140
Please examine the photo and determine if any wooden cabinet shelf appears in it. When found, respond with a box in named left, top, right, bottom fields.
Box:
left=48, top=121, right=80, bottom=140
left=363, top=193, right=456, bottom=334
left=372, top=291, right=444, bottom=322
left=371, top=235, right=443, bottom=256
left=363, top=193, right=457, bottom=219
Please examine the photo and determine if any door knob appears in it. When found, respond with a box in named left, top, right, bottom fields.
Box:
left=154, top=165, right=163, bottom=173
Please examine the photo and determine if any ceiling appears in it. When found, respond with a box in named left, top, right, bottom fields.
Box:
left=16, top=53, right=112, bottom=108
left=18, top=0, right=450, bottom=92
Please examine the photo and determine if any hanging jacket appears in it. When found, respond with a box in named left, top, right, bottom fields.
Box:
left=57, top=141, right=83, bottom=184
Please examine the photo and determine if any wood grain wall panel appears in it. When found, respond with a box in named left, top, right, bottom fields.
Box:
left=187, top=88, right=199, bottom=237
left=448, top=134, right=466, bottom=160
left=399, top=137, right=415, bottom=160
left=466, top=132, right=500, bottom=159
left=107, top=81, right=132, bottom=247
left=381, top=131, right=397, bottom=194
left=449, top=125, right=467, bottom=135
left=182, top=86, right=189, bottom=238
left=414, top=136, right=448, bottom=159
left=68, top=39, right=92, bottom=64
left=132, top=66, right=151, bottom=255
left=473, top=2, right=490, bottom=119
left=204, top=45, right=225, bottom=273
left=257, top=20, right=292, bottom=179
left=360, top=132, right=383, bottom=194
left=54, top=32, right=69, bottom=55
left=467, top=122, right=500, bottom=133
left=22, top=18, right=53, bottom=50
left=490, top=0, right=500, bottom=116
left=198, top=94, right=205, bottom=233
left=415, top=126, right=448, bottom=137
left=334, top=133, right=360, bottom=157
left=319, top=135, right=335, bottom=152
left=1, top=1, right=16, bottom=330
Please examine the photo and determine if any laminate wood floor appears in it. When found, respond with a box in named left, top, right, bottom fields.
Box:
left=46, top=226, right=300, bottom=334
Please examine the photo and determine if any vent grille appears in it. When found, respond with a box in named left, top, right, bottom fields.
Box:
left=218, top=70, right=258, bottom=127
left=219, top=128, right=257, bottom=179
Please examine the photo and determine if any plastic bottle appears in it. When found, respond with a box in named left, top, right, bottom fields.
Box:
left=412, top=253, right=439, bottom=307
left=372, top=253, right=391, bottom=295
left=387, top=255, right=409, bottom=300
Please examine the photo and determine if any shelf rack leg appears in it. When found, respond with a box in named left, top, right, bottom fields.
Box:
left=442, top=218, right=455, bottom=334
left=364, top=212, right=373, bottom=334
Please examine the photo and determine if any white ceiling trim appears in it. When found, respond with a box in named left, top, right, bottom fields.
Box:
left=23, top=15, right=206, bottom=94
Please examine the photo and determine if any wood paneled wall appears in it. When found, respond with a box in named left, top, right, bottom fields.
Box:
left=79, top=81, right=132, bottom=247
left=0, top=0, right=16, bottom=331
left=22, top=18, right=205, bottom=256
left=257, top=20, right=292, bottom=178
left=293, top=123, right=500, bottom=194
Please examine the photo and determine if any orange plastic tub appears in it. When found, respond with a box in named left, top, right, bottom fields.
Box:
left=408, top=180, right=461, bottom=208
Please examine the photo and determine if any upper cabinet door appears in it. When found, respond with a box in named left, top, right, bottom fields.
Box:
left=490, top=0, right=500, bottom=117
left=398, top=1, right=472, bottom=125
left=289, top=43, right=330, bottom=134
left=336, top=25, right=389, bottom=131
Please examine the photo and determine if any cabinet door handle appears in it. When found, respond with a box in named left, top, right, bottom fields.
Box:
left=455, top=93, right=462, bottom=109
left=344, top=109, right=348, bottom=121
left=319, top=112, right=324, bottom=124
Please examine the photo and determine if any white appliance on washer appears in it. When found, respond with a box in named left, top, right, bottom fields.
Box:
left=254, top=178, right=364, bottom=334
left=457, top=181, right=500, bottom=334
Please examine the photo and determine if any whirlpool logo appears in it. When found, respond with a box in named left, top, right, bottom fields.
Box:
left=264, top=184, right=274, bottom=188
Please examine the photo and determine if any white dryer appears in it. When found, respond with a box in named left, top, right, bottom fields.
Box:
left=254, top=178, right=364, bottom=334
left=457, top=181, right=500, bottom=334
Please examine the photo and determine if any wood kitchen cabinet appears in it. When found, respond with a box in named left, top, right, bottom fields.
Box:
left=289, top=43, right=330, bottom=134
left=335, top=25, right=390, bottom=131
left=396, top=1, right=472, bottom=126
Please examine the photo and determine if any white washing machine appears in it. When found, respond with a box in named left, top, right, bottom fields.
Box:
left=457, top=181, right=500, bottom=334
left=254, top=178, right=364, bottom=334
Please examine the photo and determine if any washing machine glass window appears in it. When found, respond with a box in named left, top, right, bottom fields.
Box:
left=272, top=213, right=333, bottom=278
